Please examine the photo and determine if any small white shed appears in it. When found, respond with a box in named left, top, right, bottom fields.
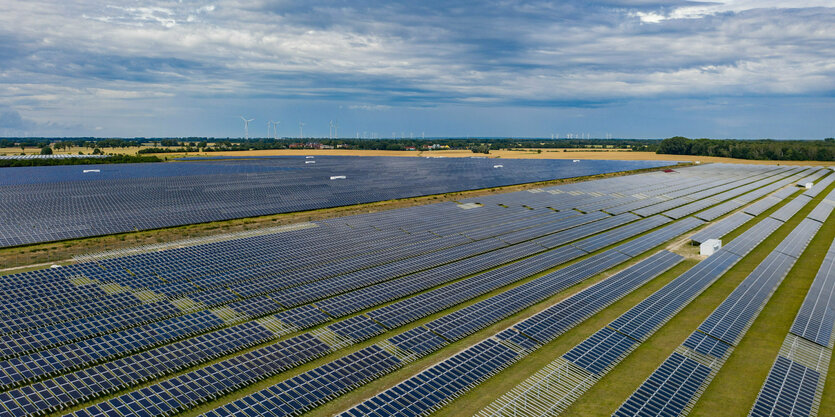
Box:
left=804, top=182, right=813, bottom=189
left=700, top=239, right=722, bottom=256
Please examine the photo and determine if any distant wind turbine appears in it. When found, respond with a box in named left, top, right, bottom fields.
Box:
left=273, top=121, right=280, bottom=139
left=299, top=122, right=305, bottom=139
left=239, top=116, right=254, bottom=139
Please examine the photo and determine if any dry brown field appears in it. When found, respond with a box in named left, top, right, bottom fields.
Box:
left=2, top=145, right=832, bottom=166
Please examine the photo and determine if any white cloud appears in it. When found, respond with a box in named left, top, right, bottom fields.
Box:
left=633, top=0, right=835, bottom=23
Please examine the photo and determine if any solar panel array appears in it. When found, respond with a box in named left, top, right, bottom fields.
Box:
left=0, top=156, right=674, bottom=247
left=477, top=184, right=825, bottom=417
left=690, top=212, right=753, bottom=244
left=200, top=164, right=794, bottom=417
left=748, top=231, right=835, bottom=417
left=0, top=162, right=820, bottom=417
left=341, top=251, right=685, bottom=417
left=613, top=192, right=829, bottom=417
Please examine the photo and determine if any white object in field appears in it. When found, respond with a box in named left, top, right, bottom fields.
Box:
left=50, top=264, right=61, bottom=268
left=804, top=182, right=813, bottom=189
left=330, top=175, right=346, bottom=180
left=700, top=239, right=722, bottom=256
left=695, top=161, right=701, bottom=164
left=83, top=169, right=100, bottom=173
left=457, top=202, right=482, bottom=210
left=573, top=159, right=580, bottom=162
left=306, top=156, right=314, bottom=158
left=493, top=164, right=503, bottom=168
left=305, top=160, right=315, bottom=164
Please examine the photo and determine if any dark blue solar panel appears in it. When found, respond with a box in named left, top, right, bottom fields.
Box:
left=790, top=243, right=835, bottom=348
left=563, top=327, right=637, bottom=375
left=613, top=353, right=712, bottom=417
left=327, top=315, right=386, bottom=342
left=682, top=332, right=731, bottom=359
left=514, top=250, right=683, bottom=344
left=611, top=250, right=740, bottom=341
left=690, top=212, right=753, bottom=244
left=340, top=339, right=519, bottom=417
left=698, top=252, right=797, bottom=346
left=388, top=327, right=449, bottom=355
left=750, top=356, right=820, bottom=417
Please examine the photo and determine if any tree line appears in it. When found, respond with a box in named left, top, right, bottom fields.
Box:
left=656, top=137, right=835, bottom=161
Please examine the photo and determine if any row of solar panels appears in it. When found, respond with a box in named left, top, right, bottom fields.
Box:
left=749, top=202, right=835, bottom=417
left=614, top=187, right=832, bottom=417
left=476, top=180, right=826, bottom=417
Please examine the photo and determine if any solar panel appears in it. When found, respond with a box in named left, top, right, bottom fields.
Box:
left=690, top=212, right=753, bottom=244
left=610, top=250, right=740, bottom=341
left=613, top=353, right=711, bottom=417
left=514, top=250, right=683, bottom=344
left=771, top=194, right=814, bottom=222
left=563, top=327, right=638, bottom=375
left=790, top=240, right=835, bottom=347
left=749, top=356, right=820, bottom=417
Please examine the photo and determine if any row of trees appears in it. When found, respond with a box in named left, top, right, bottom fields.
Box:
left=657, top=137, right=835, bottom=161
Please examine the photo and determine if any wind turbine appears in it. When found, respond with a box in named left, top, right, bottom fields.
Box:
left=239, top=116, right=254, bottom=139
left=273, top=121, right=280, bottom=140
left=299, top=122, right=305, bottom=139
left=268, top=120, right=273, bottom=138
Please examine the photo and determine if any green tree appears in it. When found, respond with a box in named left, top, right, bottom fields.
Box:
left=656, top=136, right=691, bottom=155
left=40, top=146, right=53, bottom=155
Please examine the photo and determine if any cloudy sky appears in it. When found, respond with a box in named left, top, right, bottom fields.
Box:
left=1, top=0, right=833, bottom=139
